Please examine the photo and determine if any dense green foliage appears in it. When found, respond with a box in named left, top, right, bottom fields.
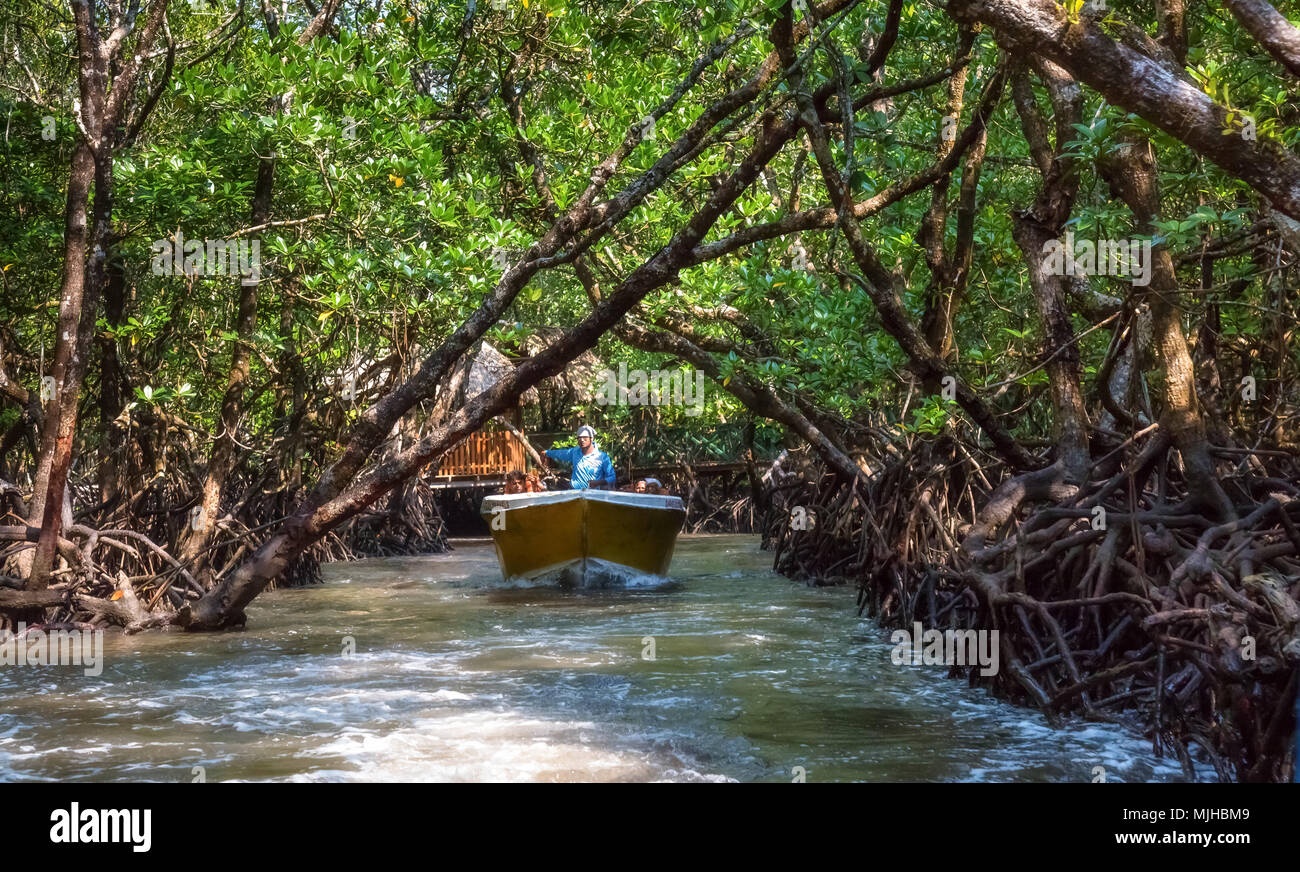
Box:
left=3, top=1, right=1296, bottom=478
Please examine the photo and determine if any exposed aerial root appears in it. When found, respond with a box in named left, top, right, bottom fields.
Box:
left=763, top=433, right=1300, bottom=782
left=0, top=468, right=451, bottom=631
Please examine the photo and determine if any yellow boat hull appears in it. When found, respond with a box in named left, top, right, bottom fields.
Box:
left=480, top=490, right=686, bottom=585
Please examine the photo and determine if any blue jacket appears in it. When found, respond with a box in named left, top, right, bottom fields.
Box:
left=545, top=445, right=616, bottom=489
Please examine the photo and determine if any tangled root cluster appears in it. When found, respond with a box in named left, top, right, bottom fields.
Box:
left=763, top=435, right=1300, bottom=782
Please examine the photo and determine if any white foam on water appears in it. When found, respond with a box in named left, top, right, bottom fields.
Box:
left=294, top=709, right=731, bottom=783
left=466, top=558, right=677, bottom=591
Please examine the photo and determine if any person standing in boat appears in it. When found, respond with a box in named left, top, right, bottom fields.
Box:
left=542, top=425, right=617, bottom=490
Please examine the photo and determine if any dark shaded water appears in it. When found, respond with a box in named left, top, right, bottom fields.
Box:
left=0, top=535, right=1200, bottom=781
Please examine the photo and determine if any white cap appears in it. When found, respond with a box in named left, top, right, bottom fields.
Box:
left=576, top=425, right=596, bottom=438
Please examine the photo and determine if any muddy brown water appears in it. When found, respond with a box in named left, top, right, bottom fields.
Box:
left=0, top=535, right=1202, bottom=782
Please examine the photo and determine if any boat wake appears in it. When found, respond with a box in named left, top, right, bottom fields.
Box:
left=467, top=559, right=678, bottom=591
left=556, top=559, right=674, bottom=590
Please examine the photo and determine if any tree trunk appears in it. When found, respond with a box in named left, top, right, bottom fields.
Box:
left=1099, top=139, right=1235, bottom=517
left=1007, top=58, right=1090, bottom=481
left=97, top=255, right=127, bottom=504
left=177, top=155, right=274, bottom=575
left=26, top=141, right=96, bottom=590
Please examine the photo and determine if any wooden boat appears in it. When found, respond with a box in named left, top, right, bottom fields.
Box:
left=480, top=489, right=686, bottom=586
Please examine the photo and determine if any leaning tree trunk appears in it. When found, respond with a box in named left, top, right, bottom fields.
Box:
left=176, top=64, right=821, bottom=628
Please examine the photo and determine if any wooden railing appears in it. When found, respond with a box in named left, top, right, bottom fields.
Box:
left=437, top=430, right=530, bottom=477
